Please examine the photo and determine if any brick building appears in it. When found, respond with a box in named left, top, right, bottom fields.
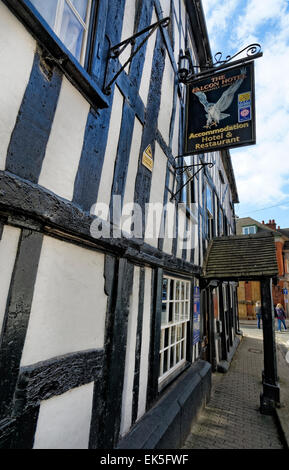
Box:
left=236, top=217, right=289, bottom=318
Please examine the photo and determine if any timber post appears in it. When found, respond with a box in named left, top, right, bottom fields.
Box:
left=260, top=277, right=280, bottom=414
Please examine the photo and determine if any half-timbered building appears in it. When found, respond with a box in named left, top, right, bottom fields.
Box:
left=0, top=0, right=240, bottom=449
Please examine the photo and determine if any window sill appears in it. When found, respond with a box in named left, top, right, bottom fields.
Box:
left=4, top=0, right=109, bottom=110
left=158, top=360, right=189, bottom=393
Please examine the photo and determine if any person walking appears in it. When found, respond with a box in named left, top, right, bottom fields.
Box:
left=275, top=303, right=287, bottom=332
left=255, top=300, right=262, bottom=329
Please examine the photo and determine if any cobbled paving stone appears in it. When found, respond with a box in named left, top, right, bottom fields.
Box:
left=183, top=335, right=284, bottom=449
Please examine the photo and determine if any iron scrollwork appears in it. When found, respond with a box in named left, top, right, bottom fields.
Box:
left=210, top=43, right=262, bottom=67
left=104, top=17, right=170, bottom=94
left=178, top=43, right=262, bottom=84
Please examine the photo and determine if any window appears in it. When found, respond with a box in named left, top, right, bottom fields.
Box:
left=206, top=186, right=214, bottom=240
left=30, top=0, right=92, bottom=65
left=219, top=207, right=223, bottom=236
left=159, top=276, right=191, bottom=385
left=182, top=169, right=195, bottom=206
left=181, top=157, right=195, bottom=206
left=242, top=225, right=257, bottom=235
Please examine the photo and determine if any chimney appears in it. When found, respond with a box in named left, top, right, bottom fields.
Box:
left=265, top=219, right=277, bottom=230
left=262, top=220, right=265, bottom=224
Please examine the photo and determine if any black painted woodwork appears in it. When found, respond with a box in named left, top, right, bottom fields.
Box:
left=0, top=171, right=201, bottom=277
left=0, top=349, right=104, bottom=448
left=260, top=277, right=280, bottom=414
left=147, top=268, right=163, bottom=407
left=131, top=267, right=145, bottom=425
left=117, top=360, right=211, bottom=449
left=133, top=26, right=166, bottom=235
left=98, top=258, right=134, bottom=448
left=73, top=0, right=127, bottom=211
left=0, top=229, right=43, bottom=419
left=218, top=285, right=228, bottom=362
left=14, top=349, right=104, bottom=412
left=6, top=51, right=62, bottom=183
left=89, top=254, right=118, bottom=449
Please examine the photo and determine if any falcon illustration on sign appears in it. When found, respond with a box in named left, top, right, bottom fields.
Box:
left=194, top=68, right=246, bottom=128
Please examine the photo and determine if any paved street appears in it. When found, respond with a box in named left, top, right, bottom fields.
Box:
left=183, top=320, right=289, bottom=449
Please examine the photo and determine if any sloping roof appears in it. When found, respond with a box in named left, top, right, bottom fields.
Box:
left=202, top=232, right=278, bottom=280
left=278, top=228, right=289, bottom=239
left=236, top=218, right=289, bottom=240
left=236, top=217, right=278, bottom=235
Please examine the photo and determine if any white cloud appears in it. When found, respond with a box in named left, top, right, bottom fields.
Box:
left=202, top=0, right=240, bottom=51
left=235, top=0, right=286, bottom=44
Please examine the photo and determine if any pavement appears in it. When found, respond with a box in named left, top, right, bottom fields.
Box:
left=183, top=319, right=289, bottom=449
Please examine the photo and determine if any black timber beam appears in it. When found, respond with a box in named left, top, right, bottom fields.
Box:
left=0, top=171, right=201, bottom=277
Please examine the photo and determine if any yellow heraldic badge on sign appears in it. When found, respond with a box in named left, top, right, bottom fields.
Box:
left=142, top=144, right=154, bottom=172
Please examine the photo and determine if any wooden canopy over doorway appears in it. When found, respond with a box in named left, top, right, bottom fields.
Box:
left=201, top=231, right=280, bottom=415
left=202, top=232, right=278, bottom=281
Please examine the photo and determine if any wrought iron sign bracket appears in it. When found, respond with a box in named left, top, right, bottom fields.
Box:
left=170, top=156, right=215, bottom=202
left=178, top=44, right=262, bottom=84
left=103, top=16, right=170, bottom=95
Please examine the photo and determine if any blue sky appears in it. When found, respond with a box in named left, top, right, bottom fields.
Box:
left=202, top=0, right=289, bottom=229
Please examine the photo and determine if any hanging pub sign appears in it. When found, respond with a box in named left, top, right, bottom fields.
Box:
left=185, top=61, right=256, bottom=154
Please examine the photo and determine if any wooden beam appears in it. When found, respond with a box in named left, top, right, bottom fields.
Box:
left=260, top=277, right=280, bottom=414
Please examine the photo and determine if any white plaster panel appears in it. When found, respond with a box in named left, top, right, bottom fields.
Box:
left=123, top=117, right=143, bottom=208
left=0, top=225, right=21, bottom=333
left=120, top=266, right=140, bottom=436
left=194, top=226, right=199, bottom=265
left=173, top=14, right=180, bottom=65
left=33, top=382, right=94, bottom=449
left=172, top=99, right=180, bottom=157
left=137, top=267, right=152, bottom=421
left=214, top=194, right=218, bottom=235
left=173, top=0, right=180, bottom=23
left=176, top=206, right=186, bottom=259
left=180, top=28, right=185, bottom=54
left=159, top=0, right=171, bottom=17
left=21, top=236, right=107, bottom=366
left=186, top=219, right=193, bottom=262
left=38, top=77, right=90, bottom=201
left=119, top=0, right=136, bottom=67
left=96, top=86, right=124, bottom=217
left=180, top=0, right=186, bottom=32
left=162, top=209, right=174, bottom=255
left=144, top=142, right=167, bottom=248
left=158, top=54, right=175, bottom=143
left=0, top=2, right=36, bottom=170
left=139, top=10, right=157, bottom=107
left=162, top=172, right=175, bottom=255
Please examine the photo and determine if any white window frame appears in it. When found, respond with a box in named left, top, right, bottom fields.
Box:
left=31, top=0, right=92, bottom=66
left=242, top=225, right=257, bottom=235
left=206, top=185, right=214, bottom=240
left=159, top=275, right=191, bottom=386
